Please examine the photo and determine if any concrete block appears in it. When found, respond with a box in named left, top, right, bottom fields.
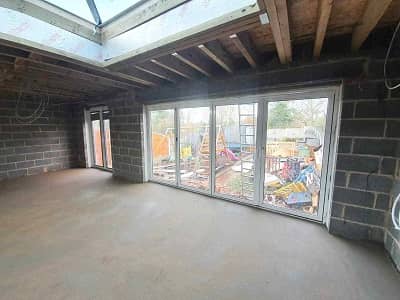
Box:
left=380, top=158, right=396, bottom=175
left=336, top=154, right=379, bottom=172
left=344, top=206, right=385, bottom=226
left=349, top=174, right=393, bottom=193
left=343, top=81, right=387, bottom=101
left=333, top=187, right=375, bottom=207
left=353, top=139, right=400, bottom=157
left=375, top=194, right=390, bottom=210
left=334, top=171, right=347, bottom=187
left=340, top=120, right=385, bottom=137
left=329, top=218, right=384, bottom=242
left=386, top=121, right=400, bottom=138
left=338, top=137, right=352, bottom=153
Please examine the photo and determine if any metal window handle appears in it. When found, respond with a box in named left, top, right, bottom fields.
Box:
left=392, top=193, right=400, bottom=230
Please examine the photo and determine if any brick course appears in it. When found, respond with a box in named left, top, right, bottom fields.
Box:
left=0, top=96, right=80, bottom=180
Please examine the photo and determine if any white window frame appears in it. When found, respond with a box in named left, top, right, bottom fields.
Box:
left=145, top=86, right=341, bottom=223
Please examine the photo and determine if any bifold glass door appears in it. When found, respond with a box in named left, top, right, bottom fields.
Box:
left=149, top=109, right=176, bottom=183
left=147, top=88, right=337, bottom=221
left=179, top=107, right=210, bottom=191
left=261, top=97, right=331, bottom=219
left=214, top=103, right=257, bottom=202
left=89, top=108, right=112, bottom=169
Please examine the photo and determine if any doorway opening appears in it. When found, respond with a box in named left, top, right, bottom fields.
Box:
left=87, top=106, right=112, bottom=170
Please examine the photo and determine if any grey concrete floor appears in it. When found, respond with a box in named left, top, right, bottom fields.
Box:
left=0, top=169, right=399, bottom=300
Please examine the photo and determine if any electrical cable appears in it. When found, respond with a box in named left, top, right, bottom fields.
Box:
left=384, top=19, right=400, bottom=90
left=15, top=81, right=50, bottom=124
left=392, top=193, right=400, bottom=230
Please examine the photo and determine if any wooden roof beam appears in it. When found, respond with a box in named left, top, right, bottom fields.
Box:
left=26, top=53, right=150, bottom=88
left=123, top=67, right=165, bottom=86
left=351, top=0, right=393, bottom=52
left=150, top=56, right=199, bottom=79
left=172, top=49, right=213, bottom=77
left=198, top=41, right=234, bottom=73
left=0, top=44, right=151, bottom=88
left=24, top=60, right=144, bottom=90
left=229, top=32, right=260, bottom=68
left=260, top=0, right=292, bottom=64
left=135, top=62, right=182, bottom=84
left=313, top=0, right=333, bottom=58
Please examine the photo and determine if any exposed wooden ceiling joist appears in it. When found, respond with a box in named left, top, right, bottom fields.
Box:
left=0, top=43, right=153, bottom=89
left=24, top=59, right=141, bottom=90
left=123, top=67, right=165, bottom=86
left=313, top=0, right=333, bottom=58
left=198, top=41, right=234, bottom=73
left=108, top=5, right=260, bottom=69
left=351, top=0, right=393, bottom=52
left=260, top=0, right=292, bottom=63
left=172, top=49, right=214, bottom=77
left=0, top=40, right=154, bottom=89
left=135, top=62, right=182, bottom=83
left=230, top=32, right=260, bottom=68
left=150, top=56, right=199, bottom=80
left=0, top=0, right=101, bottom=44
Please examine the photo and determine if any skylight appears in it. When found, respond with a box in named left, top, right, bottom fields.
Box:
left=44, top=0, right=145, bottom=25
left=44, top=0, right=95, bottom=23
left=95, top=0, right=143, bottom=23
left=0, top=0, right=259, bottom=66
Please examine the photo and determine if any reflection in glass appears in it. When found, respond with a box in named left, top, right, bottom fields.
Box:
left=150, top=110, right=176, bottom=183
left=215, top=103, right=257, bottom=201
left=91, top=111, right=103, bottom=167
left=179, top=107, right=210, bottom=191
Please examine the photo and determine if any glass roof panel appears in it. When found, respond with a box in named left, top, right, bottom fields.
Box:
left=94, top=0, right=143, bottom=23
left=44, top=0, right=95, bottom=23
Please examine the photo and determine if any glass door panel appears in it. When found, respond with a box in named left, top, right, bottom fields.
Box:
left=90, top=111, right=103, bottom=167
left=150, top=109, right=176, bottom=183
left=263, top=98, right=329, bottom=216
left=103, top=110, right=112, bottom=169
left=179, top=107, right=210, bottom=191
left=215, top=103, right=257, bottom=202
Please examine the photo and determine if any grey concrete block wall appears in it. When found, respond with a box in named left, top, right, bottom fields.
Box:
left=0, top=95, right=81, bottom=180
left=329, top=80, right=400, bottom=243
left=108, top=94, right=144, bottom=183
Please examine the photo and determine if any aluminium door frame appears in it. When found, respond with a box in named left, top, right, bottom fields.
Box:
left=258, top=87, right=338, bottom=222
left=145, top=85, right=341, bottom=223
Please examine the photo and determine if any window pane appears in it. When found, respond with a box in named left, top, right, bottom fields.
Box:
left=45, top=0, right=95, bottom=23
left=263, top=98, right=329, bottom=215
left=179, top=107, right=210, bottom=191
left=215, top=103, right=257, bottom=201
left=95, top=0, right=142, bottom=23
left=103, top=110, right=112, bottom=169
left=90, top=112, right=103, bottom=167
left=150, top=110, right=176, bottom=183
